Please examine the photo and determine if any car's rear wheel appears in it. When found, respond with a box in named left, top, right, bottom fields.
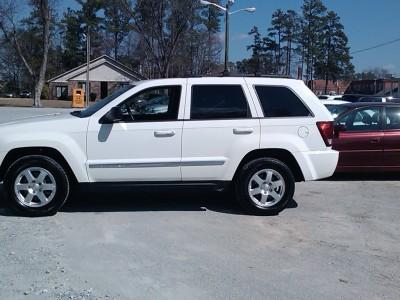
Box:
left=235, top=158, right=295, bottom=215
left=3, top=155, right=70, bottom=217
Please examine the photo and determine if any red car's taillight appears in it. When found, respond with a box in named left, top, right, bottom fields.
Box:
left=316, top=121, right=334, bottom=147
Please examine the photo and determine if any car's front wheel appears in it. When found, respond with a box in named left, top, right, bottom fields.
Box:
left=3, top=155, right=70, bottom=217
left=235, top=158, right=295, bottom=215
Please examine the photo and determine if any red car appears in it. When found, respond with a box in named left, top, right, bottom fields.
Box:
left=332, top=103, right=400, bottom=172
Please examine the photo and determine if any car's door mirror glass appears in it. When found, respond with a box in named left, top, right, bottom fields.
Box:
left=99, top=106, right=124, bottom=124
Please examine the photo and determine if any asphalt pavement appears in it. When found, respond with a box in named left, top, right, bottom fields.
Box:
left=0, top=107, right=399, bottom=300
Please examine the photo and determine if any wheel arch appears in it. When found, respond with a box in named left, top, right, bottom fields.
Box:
left=0, top=147, right=78, bottom=184
left=233, top=148, right=305, bottom=182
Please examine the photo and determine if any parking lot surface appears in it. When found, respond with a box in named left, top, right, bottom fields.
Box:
left=0, top=108, right=399, bottom=300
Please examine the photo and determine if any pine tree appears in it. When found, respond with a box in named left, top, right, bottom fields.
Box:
left=314, top=11, right=354, bottom=93
left=104, top=0, right=131, bottom=60
left=300, top=0, right=327, bottom=86
left=282, top=10, right=300, bottom=76
left=76, top=0, right=104, bottom=59
left=268, top=9, right=286, bottom=74
left=61, top=8, right=85, bottom=70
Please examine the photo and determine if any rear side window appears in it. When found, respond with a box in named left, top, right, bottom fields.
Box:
left=385, top=106, right=400, bottom=130
left=191, top=85, right=250, bottom=120
left=254, top=86, right=311, bottom=118
left=325, top=104, right=350, bottom=118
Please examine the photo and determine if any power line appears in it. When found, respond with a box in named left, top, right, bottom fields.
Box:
left=351, top=37, right=400, bottom=55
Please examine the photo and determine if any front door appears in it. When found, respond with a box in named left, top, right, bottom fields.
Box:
left=100, top=82, right=108, bottom=99
left=333, top=106, right=384, bottom=171
left=86, top=82, right=185, bottom=182
left=383, top=106, right=400, bottom=168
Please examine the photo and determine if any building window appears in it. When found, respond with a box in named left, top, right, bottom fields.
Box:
left=56, top=86, right=68, bottom=100
left=78, top=82, right=86, bottom=90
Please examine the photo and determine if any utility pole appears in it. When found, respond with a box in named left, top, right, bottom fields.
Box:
left=223, top=2, right=231, bottom=76
left=85, top=27, right=90, bottom=107
left=199, top=1, right=255, bottom=76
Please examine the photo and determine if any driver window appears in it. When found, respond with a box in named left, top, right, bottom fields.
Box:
left=119, top=86, right=181, bottom=122
left=337, top=107, right=381, bottom=131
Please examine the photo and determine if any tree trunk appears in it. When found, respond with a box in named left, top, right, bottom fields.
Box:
left=287, top=39, right=292, bottom=76
left=277, top=31, right=281, bottom=74
left=33, top=0, right=51, bottom=107
left=114, top=32, right=118, bottom=60
left=324, top=37, right=331, bottom=95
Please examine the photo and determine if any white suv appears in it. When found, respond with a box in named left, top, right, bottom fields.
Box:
left=0, top=77, right=338, bottom=216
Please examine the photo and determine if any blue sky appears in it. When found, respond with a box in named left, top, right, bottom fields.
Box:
left=57, top=0, right=400, bottom=74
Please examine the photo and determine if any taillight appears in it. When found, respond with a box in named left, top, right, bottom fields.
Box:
left=316, top=121, right=334, bottom=147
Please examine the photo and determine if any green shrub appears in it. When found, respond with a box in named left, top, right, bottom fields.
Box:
left=41, top=84, right=50, bottom=100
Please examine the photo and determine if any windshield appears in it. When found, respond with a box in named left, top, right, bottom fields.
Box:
left=71, top=85, right=134, bottom=118
left=325, top=104, right=350, bottom=119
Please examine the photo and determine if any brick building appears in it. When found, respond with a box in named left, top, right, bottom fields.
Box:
left=309, top=80, right=351, bottom=96
left=345, top=79, right=400, bottom=97
left=47, top=55, right=146, bottom=101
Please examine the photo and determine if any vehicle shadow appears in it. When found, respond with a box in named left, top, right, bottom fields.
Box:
left=0, top=185, right=298, bottom=216
left=324, top=172, right=400, bottom=181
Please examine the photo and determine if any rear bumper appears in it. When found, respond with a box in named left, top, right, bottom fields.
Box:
left=295, top=150, right=339, bottom=181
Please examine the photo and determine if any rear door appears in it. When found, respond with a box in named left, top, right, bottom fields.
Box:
left=181, top=78, right=260, bottom=181
left=333, top=106, right=384, bottom=170
left=383, top=106, right=400, bottom=168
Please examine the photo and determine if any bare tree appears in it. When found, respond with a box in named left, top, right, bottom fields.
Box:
left=121, top=0, right=191, bottom=78
left=0, top=0, right=52, bottom=107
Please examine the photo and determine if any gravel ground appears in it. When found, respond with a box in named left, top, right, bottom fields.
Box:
left=0, top=108, right=399, bottom=300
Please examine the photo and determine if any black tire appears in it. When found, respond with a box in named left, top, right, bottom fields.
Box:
left=235, top=158, right=295, bottom=215
left=3, top=155, right=70, bottom=217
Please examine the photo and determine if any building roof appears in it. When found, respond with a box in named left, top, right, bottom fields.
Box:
left=311, top=79, right=351, bottom=92
left=47, top=55, right=146, bottom=84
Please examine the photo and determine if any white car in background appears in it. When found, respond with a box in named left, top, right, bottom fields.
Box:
left=358, top=96, right=400, bottom=103
left=0, top=77, right=339, bottom=217
left=318, top=95, right=343, bottom=101
left=320, top=99, right=350, bottom=118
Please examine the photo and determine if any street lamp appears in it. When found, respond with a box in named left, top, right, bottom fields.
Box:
left=200, top=0, right=256, bottom=75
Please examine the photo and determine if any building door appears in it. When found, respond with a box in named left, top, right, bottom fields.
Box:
left=101, top=82, right=108, bottom=99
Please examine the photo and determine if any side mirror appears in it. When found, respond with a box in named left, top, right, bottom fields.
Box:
left=99, top=106, right=124, bottom=124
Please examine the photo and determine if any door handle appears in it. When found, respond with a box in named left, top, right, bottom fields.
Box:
left=233, top=128, right=254, bottom=135
left=154, top=130, right=176, bottom=138
left=369, top=138, right=381, bottom=144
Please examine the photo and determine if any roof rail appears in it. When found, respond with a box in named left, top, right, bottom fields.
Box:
left=187, top=73, right=292, bottom=79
